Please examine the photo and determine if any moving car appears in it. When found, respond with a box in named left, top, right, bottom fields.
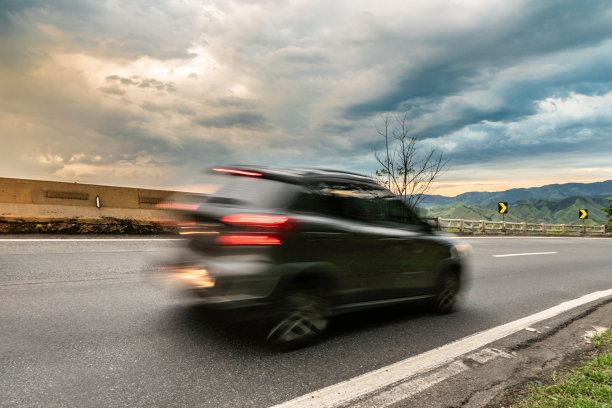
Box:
left=155, top=166, right=471, bottom=349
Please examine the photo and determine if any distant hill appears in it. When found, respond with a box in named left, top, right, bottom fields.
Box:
left=421, top=180, right=612, bottom=207
left=423, top=196, right=610, bottom=225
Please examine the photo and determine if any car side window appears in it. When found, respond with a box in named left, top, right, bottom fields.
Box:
left=290, top=186, right=343, bottom=217
left=342, top=195, right=383, bottom=222
left=291, top=182, right=426, bottom=230
left=378, top=198, right=422, bottom=227
left=290, top=182, right=389, bottom=222
left=342, top=195, right=423, bottom=228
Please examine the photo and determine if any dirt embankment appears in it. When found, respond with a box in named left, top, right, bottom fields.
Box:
left=0, top=217, right=174, bottom=234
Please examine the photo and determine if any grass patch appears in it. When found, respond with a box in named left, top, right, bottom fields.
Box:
left=511, top=329, right=612, bottom=407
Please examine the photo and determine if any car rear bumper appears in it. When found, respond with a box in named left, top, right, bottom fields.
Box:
left=148, top=248, right=280, bottom=311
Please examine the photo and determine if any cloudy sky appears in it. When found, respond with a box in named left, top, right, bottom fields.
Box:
left=2, top=0, right=612, bottom=196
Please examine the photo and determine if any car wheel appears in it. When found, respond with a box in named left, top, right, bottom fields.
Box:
left=266, top=292, right=329, bottom=350
left=434, top=272, right=460, bottom=313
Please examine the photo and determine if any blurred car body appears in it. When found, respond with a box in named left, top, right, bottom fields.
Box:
left=153, top=166, right=471, bottom=348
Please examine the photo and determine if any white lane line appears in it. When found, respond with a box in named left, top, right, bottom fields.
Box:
left=492, top=251, right=557, bottom=258
left=0, top=238, right=185, bottom=242
left=271, top=289, right=612, bottom=408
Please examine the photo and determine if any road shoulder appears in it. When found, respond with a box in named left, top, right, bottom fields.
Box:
left=360, top=299, right=612, bottom=408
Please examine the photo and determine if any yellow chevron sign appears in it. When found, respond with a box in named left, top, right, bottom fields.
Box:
left=579, top=209, right=588, bottom=219
left=498, top=202, right=508, bottom=214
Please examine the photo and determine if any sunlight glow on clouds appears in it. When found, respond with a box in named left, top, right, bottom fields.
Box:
left=422, top=91, right=612, bottom=158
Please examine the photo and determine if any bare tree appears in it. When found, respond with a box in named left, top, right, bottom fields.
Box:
left=374, top=113, right=447, bottom=207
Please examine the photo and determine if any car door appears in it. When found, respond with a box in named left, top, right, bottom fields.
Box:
left=317, top=185, right=426, bottom=303
left=290, top=182, right=390, bottom=304
left=373, top=197, right=445, bottom=297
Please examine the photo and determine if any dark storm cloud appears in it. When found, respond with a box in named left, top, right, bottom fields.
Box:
left=345, top=0, right=612, bottom=134
left=445, top=130, right=612, bottom=167
left=416, top=87, right=612, bottom=169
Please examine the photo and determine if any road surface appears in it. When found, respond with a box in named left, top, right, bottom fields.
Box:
left=1, top=236, right=610, bottom=407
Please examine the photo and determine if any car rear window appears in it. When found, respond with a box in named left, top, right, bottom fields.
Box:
left=207, top=177, right=300, bottom=209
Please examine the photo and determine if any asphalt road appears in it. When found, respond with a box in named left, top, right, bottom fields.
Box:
left=1, top=236, right=611, bottom=407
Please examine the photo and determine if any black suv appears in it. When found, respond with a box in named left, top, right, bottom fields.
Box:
left=155, top=166, right=471, bottom=348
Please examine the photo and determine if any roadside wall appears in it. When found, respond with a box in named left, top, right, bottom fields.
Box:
left=0, top=177, right=197, bottom=234
left=0, top=177, right=179, bottom=209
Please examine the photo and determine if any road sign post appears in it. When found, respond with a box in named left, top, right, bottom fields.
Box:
left=579, top=209, right=588, bottom=235
left=498, top=202, right=508, bottom=231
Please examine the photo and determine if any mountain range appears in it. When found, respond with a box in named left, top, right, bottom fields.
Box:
left=420, top=180, right=612, bottom=225
left=421, top=180, right=612, bottom=207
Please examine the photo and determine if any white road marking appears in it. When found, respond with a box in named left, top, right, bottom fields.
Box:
left=351, top=347, right=516, bottom=408
left=0, top=238, right=184, bottom=242
left=270, top=289, right=612, bottom=408
left=349, top=360, right=469, bottom=408
left=493, top=251, right=557, bottom=257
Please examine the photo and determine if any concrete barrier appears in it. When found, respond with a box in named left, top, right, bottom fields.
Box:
left=0, top=177, right=203, bottom=234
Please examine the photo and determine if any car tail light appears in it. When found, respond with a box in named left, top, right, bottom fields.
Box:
left=215, top=235, right=281, bottom=246
left=216, top=214, right=293, bottom=245
left=221, top=214, right=290, bottom=228
left=212, top=168, right=263, bottom=177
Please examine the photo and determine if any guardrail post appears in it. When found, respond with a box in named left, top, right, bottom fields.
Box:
left=501, top=221, right=506, bottom=234
left=561, top=224, right=566, bottom=235
left=479, top=220, right=485, bottom=233
left=521, top=222, right=526, bottom=235
left=458, top=219, right=464, bottom=233
left=436, top=217, right=441, bottom=231
left=541, top=223, right=546, bottom=235
left=581, top=224, right=586, bottom=235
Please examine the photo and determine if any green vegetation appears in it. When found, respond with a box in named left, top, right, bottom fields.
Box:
left=423, top=196, right=610, bottom=225
left=511, top=329, right=612, bottom=407
left=604, top=199, right=612, bottom=225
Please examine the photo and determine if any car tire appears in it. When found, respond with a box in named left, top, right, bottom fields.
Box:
left=434, top=271, right=460, bottom=314
left=266, top=291, right=330, bottom=350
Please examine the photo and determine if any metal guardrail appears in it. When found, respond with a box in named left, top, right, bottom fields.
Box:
left=423, top=218, right=611, bottom=236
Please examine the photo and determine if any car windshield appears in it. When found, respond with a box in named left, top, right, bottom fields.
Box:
left=207, top=176, right=300, bottom=209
